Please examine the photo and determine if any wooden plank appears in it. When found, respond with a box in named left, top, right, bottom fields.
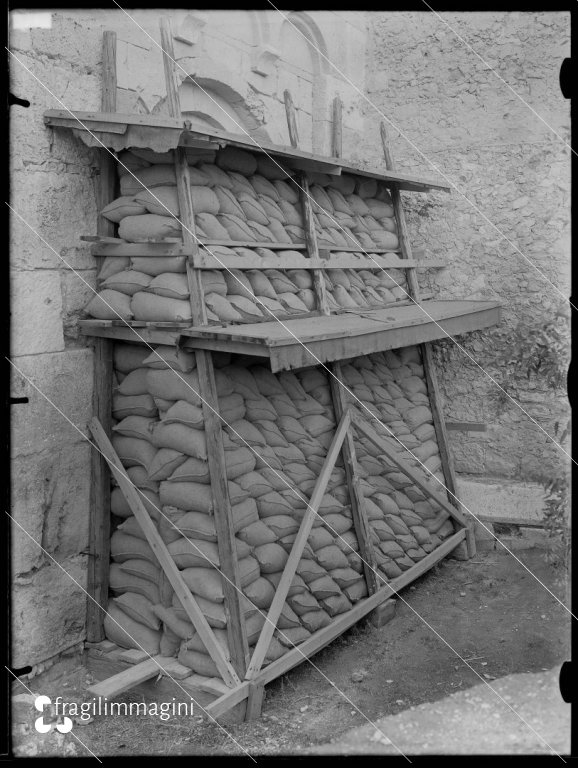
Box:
left=186, top=675, right=230, bottom=697
left=118, top=649, right=150, bottom=665
left=160, top=16, right=250, bottom=679
left=246, top=412, right=351, bottom=679
left=87, top=658, right=160, bottom=699
left=181, top=301, right=502, bottom=346
left=380, top=121, right=475, bottom=557
left=351, top=413, right=472, bottom=532
left=89, top=418, right=241, bottom=687
left=192, top=252, right=439, bottom=271
left=330, top=367, right=378, bottom=594
left=283, top=90, right=299, bottom=148
left=245, top=683, right=265, bottom=721
left=257, top=530, right=465, bottom=687
left=445, top=421, right=487, bottom=432
left=86, top=29, right=116, bottom=644
left=204, top=681, right=251, bottom=719
left=78, top=322, right=180, bottom=346
left=332, top=96, right=342, bottom=158
left=44, top=109, right=450, bottom=192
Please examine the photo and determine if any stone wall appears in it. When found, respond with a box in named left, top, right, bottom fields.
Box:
left=352, top=11, right=570, bottom=507
left=9, top=8, right=368, bottom=668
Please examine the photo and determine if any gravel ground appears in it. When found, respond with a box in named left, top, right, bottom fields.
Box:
left=306, top=667, right=570, bottom=755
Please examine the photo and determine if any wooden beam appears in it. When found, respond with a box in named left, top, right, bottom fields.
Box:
left=44, top=110, right=450, bottom=191
left=332, top=96, right=342, bottom=158
left=87, top=29, right=116, bottom=643
left=330, top=369, right=379, bottom=594
left=87, top=657, right=160, bottom=699
left=89, top=418, right=241, bottom=687
left=380, top=121, right=475, bottom=558
left=351, top=413, right=472, bottom=532
left=245, top=411, right=351, bottom=679
left=245, top=683, right=265, bottom=721
left=159, top=16, right=250, bottom=678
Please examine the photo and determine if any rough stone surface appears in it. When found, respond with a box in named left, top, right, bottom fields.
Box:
left=11, top=443, right=92, bottom=576
left=10, top=271, right=65, bottom=356
left=356, top=12, right=570, bottom=485
left=12, top=555, right=88, bottom=669
left=10, top=350, right=93, bottom=458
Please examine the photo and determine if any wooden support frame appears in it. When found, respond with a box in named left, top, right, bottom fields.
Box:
left=78, top=36, right=485, bottom=717
left=379, top=122, right=475, bottom=557
left=159, top=17, right=250, bottom=679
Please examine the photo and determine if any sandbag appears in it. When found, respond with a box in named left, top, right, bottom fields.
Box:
left=118, top=214, right=183, bottom=242
left=113, top=592, right=160, bottom=631
left=112, top=415, right=155, bottom=441
left=216, top=147, right=257, bottom=175
left=110, top=530, right=156, bottom=565
left=109, top=563, right=160, bottom=603
left=104, top=603, right=161, bottom=655
left=111, top=435, right=157, bottom=470
left=300, top=609, right=332, bottom=633
left=131, top=292, right=192, bottom=322
left=148, top=449, right=187, bottom=481
left=181, top=567, right=225, bottom=602
left=253, top=542, right=289, bottom=573
left=85, top=289, right=133, bottom=321
left=159, top=480, right=212, bottom=513
left=110, top=487, right=160, bottom=521
left=322, top=594, right=353, bottom=617
left=101, top=196, right=147, bottom=223
left=162, top=400, right=204, bottom=429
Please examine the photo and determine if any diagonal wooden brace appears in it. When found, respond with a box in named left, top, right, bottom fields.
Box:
left=244, top=410, right=352, bottom=679
left=89, top=417, right=241, bottom=688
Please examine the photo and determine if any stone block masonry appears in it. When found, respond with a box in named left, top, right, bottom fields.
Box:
left=356, top=11, right=570, bottom=512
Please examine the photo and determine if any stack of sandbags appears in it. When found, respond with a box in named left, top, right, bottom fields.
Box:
left=105, top=339, right=454, bottom=668
left=308, top=173, right=399, bottom=251
left=336, top=347, right=454, bottom=582
left=84, top=252, right=409, bottom=323
left=106, top=342, right=164, bottom=654
left=84, top=146, right=405, bottom=324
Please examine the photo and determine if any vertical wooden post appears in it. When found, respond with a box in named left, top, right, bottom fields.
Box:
left=379, top=122, right=475, bottom=557
left=332, top=96, right=342, bottom=158
left=284, top=90, right=329, bottom=315
left=159, top=17, right=250, bottom=678
left=87, top=30, right=116, bottom=642
left=330, top=368, right=379, bottom=594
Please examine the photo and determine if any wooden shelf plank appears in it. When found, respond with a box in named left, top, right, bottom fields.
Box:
left=44, top=109, right=450, bottom=191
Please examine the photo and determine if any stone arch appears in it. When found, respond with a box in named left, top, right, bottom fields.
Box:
left=152, top=56, right=271, bottom=143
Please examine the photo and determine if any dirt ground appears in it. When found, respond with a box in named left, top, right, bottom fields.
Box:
left=12, top=546, right=570, bottom=757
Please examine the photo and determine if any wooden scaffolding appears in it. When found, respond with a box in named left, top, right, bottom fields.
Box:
left=44, top=21, right=501, bottom=721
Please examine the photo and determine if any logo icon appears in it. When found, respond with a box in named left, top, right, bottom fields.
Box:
left=34, top=696, right=73, bottom=734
